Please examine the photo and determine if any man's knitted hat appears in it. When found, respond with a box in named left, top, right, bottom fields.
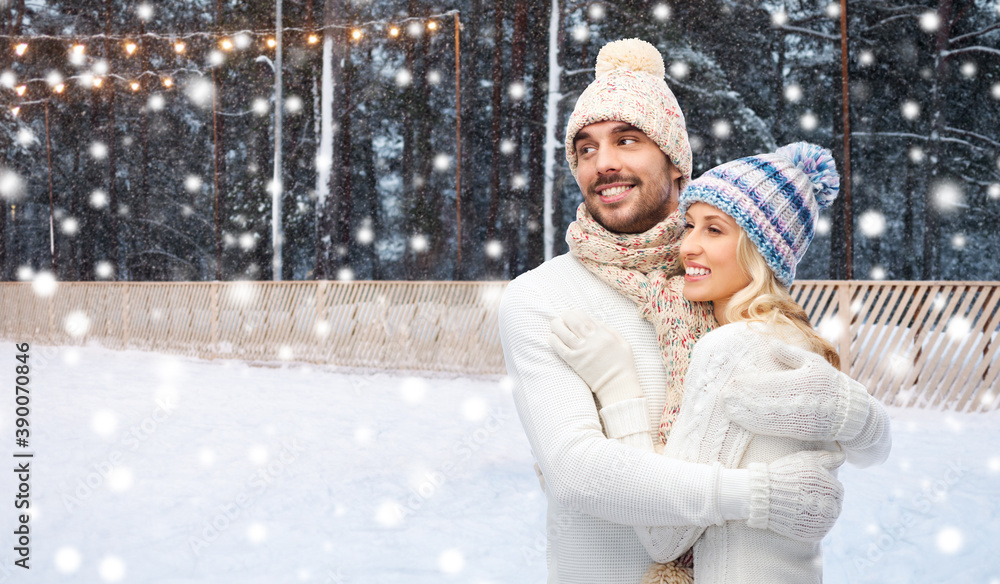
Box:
left=678, top=142, right=840, bottom=288
left=564, top=38, right=691, bottom=187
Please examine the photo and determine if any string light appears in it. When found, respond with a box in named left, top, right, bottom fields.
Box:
left=15, top=43, right=27, bottom=56
left=130, top=81, right=140, bottom=91
left=427, top=21, right=438, bottom=31
left=11, top=106, right=19, bottom=116
left=162, top=77, right=173, bottom=88
left=351, top=29, right=362, bottom=40
left=15, top=85, right=26, bottom=96
left=307, top=33, right=319, bottom=44
left=72, top=44, right=85, bottom=54
left=220, top=38, right=233, bottom=50
left=389, top=26, right=400, bottom=37
left=125, top=42, right=137, bottom=55
left=174, top=41, right=186, bottom=53
left=266, top=38, right=276, bottom=48
left=54, top=83, right=65, bottom=93
left=93, top=77, right=103, bottom=88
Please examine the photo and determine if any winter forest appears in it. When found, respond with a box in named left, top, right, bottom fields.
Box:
left=0, top=0, right=998, bottom=283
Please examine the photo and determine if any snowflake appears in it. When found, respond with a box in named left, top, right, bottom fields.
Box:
left=17, top=266, right=34, bottom=281
left=314, top=320, right=331, bottom=338
left=400, top=377, right=428, bottom=403
left=800, top=112, right=818, bottom=131
left=653, top=3, right=671, bottom=21
left=234, top=33, right=252, bottom=50
left=185, top=78, right=214, bottom=108
left=919, top=11, right=940, bottom=31
left=248, top=444, right=269, bottom=464
left=935, top=527, right=963, bottom=554
left=55, top=547, right=82, bottom=574
left=374, top=500, right=403, bottom=526
left=908, top=146, right=925, bottom=163
left=107, top=467, right=133, bottom=492
left=252, top=97, right=269, bottom=116
left=199, top=448, right=215, bottom=467
left=784, top=84, right=802, bottom=103
left=0, top=70, right=14, bottom=87
left=668, top=61, right=689, bottom=79
left=89, top=141, right=109, bottom=160
left=90, top=409, right=118, bottom=437
left=587, top=3, right=606, bottom=21
left=512, top=173, right=527, bottom=189
left=771, top=9, right=788, bottom=26
left=712, top=119, right=731, bottom=139
left=95, top=261, right=114, bottom=279
left=98, top=555, right=126, bottom=582
left=427, top=69, right=442, bottom=85
left=147, top=93, right=165, bottom=111
left=500, top=139, right=515, bottom=155
left=285, top=95, right=303, bottom=114
left=136, top=2, right=154, bottom=21
left=901, top=100, right=920, bottom=120
left=238, top=232, right=256, bottom=251
left=438, top=549, right=465, bottom=574
left=247, top=523, right=267, bottom=544
left=228, top=281, right=257, bottom=305
left=572, top=24, right=590, bottom=43
left=818, top=316, right=845, bottom=342
left=184, top=175, right=203, bottom=193
left=0, top=169, right=25, bottom=201
left=461, top=396, right=489, bottom=421
left=357, top=225, right=375, bottom=245
left=870, top=265, right=886, bottom=280
left=951, top=233, right=966, bottom=250
left=336, top=266, right=354, bottom=281
left=395, top=68, right=412, bottom=87
left=355, top=425, right=374, bottom=446
left=46, top=70, right=63, bottom=87
left=433, top=153, right=452, bottom=171
left=992, top=82, right=1000, bottom=100
left=485, top=240, right=503, bottom=259
left=68, top=48, right=86, bottom=67
left=207, top=49, right=225, bottom=66
left=859, top=209, right=886, bottom=237
left=93, top=59, right=109, bottom=75
left=32, top=271, right=58, bottom=298
left=988, top=457, right=1000, bottom=473
left=945, top=316, right=971, bottom=340
left=988, top=183, right=1000, bottom=199
left=960, top=61, right=976, bottom=78
left=406, top=21, right=423, bottom=38
left=888, top=353, right=912, bottom=377
left=508, top=81, right=526, bottom=100
left=825, top=2, right=840, bottom=18
left=815, top=216, right=831, bottom=236
left=932, top=181, right=963, bottom=211
left=410, top=234, right=428, bottom=253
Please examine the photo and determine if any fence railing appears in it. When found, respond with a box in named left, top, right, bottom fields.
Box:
left=1, top=280, right=997, bottom=412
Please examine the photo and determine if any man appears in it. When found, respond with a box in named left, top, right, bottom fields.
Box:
left=499, top=39, right=854, bottom=583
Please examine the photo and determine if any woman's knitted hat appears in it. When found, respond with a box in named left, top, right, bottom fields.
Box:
left=678, top=142, right=840, bottom=288
left=564, top=38, right=692, bottom=187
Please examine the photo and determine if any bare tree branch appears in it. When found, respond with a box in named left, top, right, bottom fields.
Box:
left=942, top=45, right=1000, bottom=58
left=777, top=24, right=838, bottom=42
left=950, top=22, right=1000, bottom=45
left=944, top=126, right=1000, bottom=149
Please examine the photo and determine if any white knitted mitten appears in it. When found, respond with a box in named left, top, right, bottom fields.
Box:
left=722, top=340, right=870, bottom=442
left=747, top=450, right=846, bottom=542
left=549, top=310, right=643, bottom=407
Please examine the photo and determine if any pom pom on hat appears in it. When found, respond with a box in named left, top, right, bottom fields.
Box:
left=775, top=141, right=840, bottom=211
left=595, top=38, right=666, bottom=79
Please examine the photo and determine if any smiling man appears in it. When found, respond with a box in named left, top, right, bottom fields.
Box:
left=498, top=38, right=849, bottom=583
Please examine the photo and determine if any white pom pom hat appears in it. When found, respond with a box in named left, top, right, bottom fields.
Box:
left=565, top=38, right=691, bottom=186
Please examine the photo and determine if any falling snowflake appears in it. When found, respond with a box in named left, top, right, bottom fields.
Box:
left=771, top=9, right=788, bottom=26
left=401, top=377, right=428, bottom=403
left=93, top=59, right=109, bottom=75
left=935, top=527, right=963, bottom=554
left=433, top=153, right=452, bottom=172
left=689, top=134, right=704, bottom=153
left=825, top=2, right=840, bottom=18
left=653, top=3, right=671, bottom=21
left=818, top=316, right=845, bottom=342
left=485, top=240, right=504, bottom=259
left=512, top=173, right=527, bottom=189
left=571, top=24, right=590, bottom=43
left=992, top=82, right=1000, bottom=100
left=406, top=21, right=423, bottom=38
left=90, top=141, right=109, bottom=160
left=17, top=266, right=34, bottom=281
left=500, top=139, right=515, bottom=155
left=46, top=70, right=63, bottom=87
left=252, top=97, right=269, bottom=116
left=858, top=50, right=874, bottom=66
left=439, top=549, right=465, bottom=574
left=461, top=396, right=489, bottom=421
left=0, top=169, right=25, bottom=201
left=988, top=183, right=1000, bottom=199
left=395, top=68, right=412, bottom=87
left=870, top=266, right=886, bottom=280
left=933, top=181, right=963, bottom=211
left=234, top=32, right=252, bottom=50
left=185, top=78, right=214, bottom=108
left=946, top=316, right=971, bottom=340
left=427, top=69, right=442, bottom=85
left=0, top=71, right=14, bottom=87
left=919, top=11, right=940, bottom=31
left=248, top=445, right=269, bottom=464
left=207, top=49, right=225, bottom=66
left=859, top=209, right=886, bottom=237
left=889, top=353, right=912, bottom=377
left=988, top=457, right=1000, bottom=473
left=784, top=84, right=803, bottom=103
left=32, top=271, right=58, bottom=298
left=285, top=95, right=303, bottom=114
left=508, top=81, right=526, bottom=100
left=951, top=233, right=966, bottom=250
left=228, top=281, right=257, bottom=305
left=375, top=500, right=403, bottom=526
left=901, top=100, right=920, bottom=120
left=314, top=320, right=331, bottom=338
left=98, top=555, right=126, bottom=582
left=136, top=2, right=154, bottom=20
left=107, top=467, right=134, bottom=492
left=800, top=112, right=818, bottom=131
left=55, top=546, right=82, bottom=574
left=815, top=216, right=831, bottom=236
left=355, top=425, right=374, bottom=445
left=147, top=93, right=165, bottom=111
left=587, top=2, right=606, bottom=21
left=247, top=523, right=267, bottom=544
left=712, top=120, right=732, bottom=139
left=959, top=61, right=977, bottom=78
left=91, top=409, right=118, bottom=437
left=669, top=61, right=689, bottom=79
left=199, top=448, right=215, bottom=467
left=185, top=175, right=203, bottom=193
left=337, top=267, right=354, bottom=281
left=95, top=261, right=114, bottom=279
left=909, top=146, right=925, bottom=163
left=410, top=234, right=428, bottom=253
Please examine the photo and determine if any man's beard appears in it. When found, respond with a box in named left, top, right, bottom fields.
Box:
left=584, top=173, right=673, bottom=234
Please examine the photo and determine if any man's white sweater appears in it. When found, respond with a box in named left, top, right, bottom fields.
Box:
left=499, top=254, right=751, bottom=584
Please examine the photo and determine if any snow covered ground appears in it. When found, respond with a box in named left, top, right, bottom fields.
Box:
left=0, top=344, right=997, bottom=583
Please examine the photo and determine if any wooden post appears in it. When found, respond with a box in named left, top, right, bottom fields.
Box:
left=454, top=11, right=463, bottom=278
left=839, top=0, right=852, bottom=280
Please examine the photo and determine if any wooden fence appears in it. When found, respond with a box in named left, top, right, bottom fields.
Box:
left=1, top=280, right=997, bottom=412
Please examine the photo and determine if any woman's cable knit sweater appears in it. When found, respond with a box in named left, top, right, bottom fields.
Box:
left=601, top=319, right=892, bottom=584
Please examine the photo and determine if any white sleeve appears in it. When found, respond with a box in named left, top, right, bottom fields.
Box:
left=499, top=277, right=747, bottom=528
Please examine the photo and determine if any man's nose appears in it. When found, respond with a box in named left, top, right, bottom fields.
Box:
left=595, top=145, right=620, bottom=175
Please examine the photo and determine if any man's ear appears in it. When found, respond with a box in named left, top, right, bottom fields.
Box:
left=668, top=160, right=683, bottom=181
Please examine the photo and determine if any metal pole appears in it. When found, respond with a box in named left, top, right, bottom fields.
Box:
left=213, top=68, right=222, bottom=281
left=454, top=11, right=462, bottom=278
left=272, top=0, right=284, bottom=281
left=44, top=101, right=57, bottom=273
left=840, top=0, right=852, bottom=280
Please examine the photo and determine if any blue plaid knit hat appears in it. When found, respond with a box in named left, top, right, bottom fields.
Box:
left=678, top=142, right=840, bottom=288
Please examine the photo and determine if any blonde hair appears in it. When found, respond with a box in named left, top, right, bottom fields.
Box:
left=722, top=230, right=840, bottom=368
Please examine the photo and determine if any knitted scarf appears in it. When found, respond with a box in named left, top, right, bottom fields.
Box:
left=566, top=202, right=716, bottom=583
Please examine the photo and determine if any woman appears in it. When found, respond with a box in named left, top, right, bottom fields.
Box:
left=550, top=142, right=891, bottom=583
